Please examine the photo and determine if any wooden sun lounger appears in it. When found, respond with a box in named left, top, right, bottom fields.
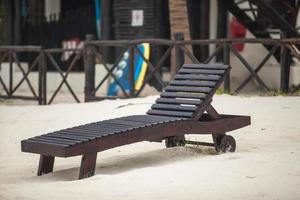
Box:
left=21, top=64, right=251, bottom=179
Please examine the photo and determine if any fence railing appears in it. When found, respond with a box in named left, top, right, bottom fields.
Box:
left=0, top=46, right=83, bottom=105
left=84, top=37, right=300, bottom=101
left=0, top=37, right=299, bottom=104
left=44, top=48, right=83, bottom=104
left=0, top=46, right=45, bottom=104
left=84, top=38, right=174, bottom=101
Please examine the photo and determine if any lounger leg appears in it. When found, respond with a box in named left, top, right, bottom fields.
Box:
left=37, top=155, right=55, bottom=176
left=79, top=152, right=97, bottom=179
left=212, top=133, right=225, bottom=151
left=212, top=133, right=224, bottom=145
left=165, top=135, right=186, bottom=148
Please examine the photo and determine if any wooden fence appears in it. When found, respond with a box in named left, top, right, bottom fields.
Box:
left=0, top=37, right=299, bottom=104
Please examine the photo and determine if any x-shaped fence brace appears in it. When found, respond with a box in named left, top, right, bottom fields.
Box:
left=1, top=39, right=298, bottom=104
left=286, top=43, right=300, bottom=61
left=231, top=46, right=266, bottom=91
left=92, top=44, right=173, bottom=98
left=175, top=42, right=279, bottom=94
left=91, top=42, right=231, bottom=98
left=93, top=46, right=130, bottom=97
left=233, top=44, right=280, bottom=93
left=134, top=44, right=172, bottom=96
left=45, top=50, right=82, bottom=104
left=0, top=50, right=40, bottom=101
left=91, top=42, right=237, bottom=98
left=178, top=43, right=225, bottom=65
left=285, top=42, right=300, bottom=90
left=0, top=51, right=9, bottom=94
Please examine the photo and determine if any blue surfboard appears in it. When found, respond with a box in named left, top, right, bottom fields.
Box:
left=94, top=0, right=101, bottom=38
left=107, top=43, right=150, bottom=96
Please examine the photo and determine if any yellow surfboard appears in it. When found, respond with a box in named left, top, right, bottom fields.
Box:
left=135, top=43, right=150, bottom=90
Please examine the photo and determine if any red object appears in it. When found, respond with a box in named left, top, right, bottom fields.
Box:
left=230, top=17, right=247, bottom=51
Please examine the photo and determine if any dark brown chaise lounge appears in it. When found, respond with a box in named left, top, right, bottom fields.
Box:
left=21, top=64, right=251, bottom=179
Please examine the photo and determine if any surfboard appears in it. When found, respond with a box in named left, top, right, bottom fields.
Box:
left=135, top=43, right=150, bottom=90
left=107, top=43, right=150, bottom=96
left=94, top=0, right=101, bottom=38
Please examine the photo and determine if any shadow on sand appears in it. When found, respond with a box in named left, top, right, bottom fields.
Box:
left=22, top=146, right=217, bottom=182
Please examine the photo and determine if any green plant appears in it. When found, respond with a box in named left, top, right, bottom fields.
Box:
left=258, top=87, right=300, bottom=97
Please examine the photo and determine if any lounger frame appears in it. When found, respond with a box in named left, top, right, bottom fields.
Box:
left=21, top=64, right=251, bottom=179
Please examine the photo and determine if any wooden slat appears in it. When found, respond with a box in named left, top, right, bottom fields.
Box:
left=31, top=137, right=75, bottom=145
left=39, top=135, right=82, bottom=143
left=179, top=68, right=225, bottom=75
left=118, top=115, right=165, bottom=123
left=183, top=64, right=228, bottom=70
left=105, top=119, right=148, bottom=126
left=161, top=92, right=206, bottom=99
left=170, top=80, right=216, bottom=87
left=151, top=104, right=197, bottom=112
left=23, top=139, right=69, bottom=147
left=28, top=138, right=72, bottom=146
left=109, top=120, right=149, bottom=127
left=63, top=128, right=105, bottom=136
left=59, top=130, right=100, bottom=137
left=155, top=98, right=202, bottom=105
left=64, top=127, right=102, bottom=136
left=47, top=133, right=92, bottom=141
left=175, top=74, right=220, bottom=81
left=119, top=115, right=181, bottom=123
left=165, top=86, right=211, bottom=93
left=147, top=110, right=194, bottom=118
left=98, top=122, right=136, bottom=128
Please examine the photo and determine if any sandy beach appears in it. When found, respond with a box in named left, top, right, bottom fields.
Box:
left=0, top=95, right=300, bottom=200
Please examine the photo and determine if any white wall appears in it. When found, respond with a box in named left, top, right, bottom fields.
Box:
left=44, top=0, right=61, bottom=21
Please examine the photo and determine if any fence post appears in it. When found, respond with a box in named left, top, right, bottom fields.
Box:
left=174, top=33, right=185, bottom=74
left=128, top=45, right=135, bottom=97
left=223, top=42, right=230, bottom=93
left=8, top=50, right=13, bottom=96
left=84, top=34, right=96, bottom=102
left=280, top=32, right=291, bottom=92
left=38, top=48, right=47, bottom=105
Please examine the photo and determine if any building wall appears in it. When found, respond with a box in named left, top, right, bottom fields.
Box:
left=44, top=0, right=60, bottom=21
left=0, top=1, right=4, bottom=45
left=168, top=0, right=191, bottom=40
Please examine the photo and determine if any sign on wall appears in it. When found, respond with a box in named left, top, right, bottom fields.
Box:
left=131, top=10, right=144, bottom=27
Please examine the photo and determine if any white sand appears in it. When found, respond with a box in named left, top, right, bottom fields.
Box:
left=0, top=95, right=300, bottom=200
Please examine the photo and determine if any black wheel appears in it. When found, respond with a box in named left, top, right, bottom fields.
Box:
left=215, top=135, right=236, bottom=153
left=165, top=135, right=185, bottom=148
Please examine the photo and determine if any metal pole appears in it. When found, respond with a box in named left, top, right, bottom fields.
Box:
left=38, top=50, right=43, bottom=105
left=223, top=43, right=230, bottom=93
left=9, top=50, right=13, bottom=96
left=43, top=50, right=47, bottom=105
left=128, top=46, right=135, bottom=97
left=84, top=34, right=96, bottom=102
left=38, top=49, right=47, bottom=105
left=280, top=32, right=291, bottom=92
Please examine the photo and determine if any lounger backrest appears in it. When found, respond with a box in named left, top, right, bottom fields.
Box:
left=147, top=64, right=230, bottom=119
